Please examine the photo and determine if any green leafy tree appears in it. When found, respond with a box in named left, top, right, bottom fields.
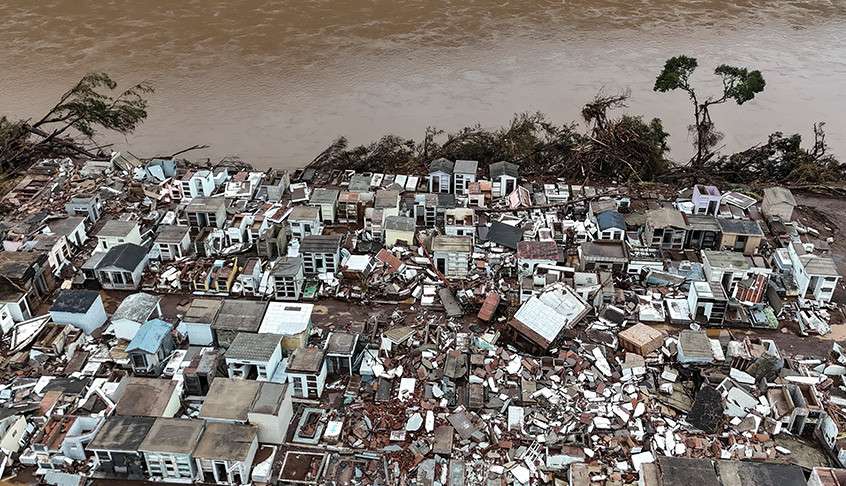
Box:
left=0, top=72, right=153, bottom=173
left=654, top=55, right=765, bottom=167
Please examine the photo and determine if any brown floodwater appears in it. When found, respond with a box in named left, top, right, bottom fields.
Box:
left=1, top=0, right=845, bottom=169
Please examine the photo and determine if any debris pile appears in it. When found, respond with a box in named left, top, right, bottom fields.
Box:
left=0, top=154, right=844, bottom=485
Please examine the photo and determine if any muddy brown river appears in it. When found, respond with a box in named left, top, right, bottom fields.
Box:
left=1, top=0, right=845, bottom=169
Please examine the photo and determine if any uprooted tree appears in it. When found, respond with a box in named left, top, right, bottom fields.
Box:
left=654, top=55, right=765, bottom=168
left=709, top=123, right=846, bottom=185
left=307, top=91, right=671, bottom=183
left=0, top=72, right=153, bottom=174
left=3, top=68, right=841, bottom=189
left=575, top=91, right=671, bottom=182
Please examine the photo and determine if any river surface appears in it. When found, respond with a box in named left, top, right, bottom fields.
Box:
left=1, top=0, right=845, bottom=169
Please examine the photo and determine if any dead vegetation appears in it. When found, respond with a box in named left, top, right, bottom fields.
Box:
left=307, top=92, right=844, bottom=189
left=306, top=92, right=670, bottom=183
left=706, top=123, right=844, bottom=185
left=3, top=72, right=843, bottom=192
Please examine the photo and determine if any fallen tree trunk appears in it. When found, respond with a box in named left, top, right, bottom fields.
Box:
left=25, top=125, right=97, bottom=158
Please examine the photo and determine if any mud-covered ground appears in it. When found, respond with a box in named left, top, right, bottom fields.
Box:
left=774, top=193, right=846, bottom=355
left=797, top=194, right=846, bottom=283
left=78, top=193, right=846, bottom=363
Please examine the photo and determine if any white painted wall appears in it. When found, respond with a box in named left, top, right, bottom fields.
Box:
left=49, top=295, right=108, bottom=335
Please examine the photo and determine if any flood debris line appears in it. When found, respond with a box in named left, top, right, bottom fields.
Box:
left=299, top=90, right=845, bottom=189
left=0, top=154, right=846, bottom=485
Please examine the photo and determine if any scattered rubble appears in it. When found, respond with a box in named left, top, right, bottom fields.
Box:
left=0, top=156, right=845, bottom=485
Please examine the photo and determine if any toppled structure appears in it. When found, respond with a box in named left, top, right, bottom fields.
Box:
left=0, top=155, right=845, bottom=485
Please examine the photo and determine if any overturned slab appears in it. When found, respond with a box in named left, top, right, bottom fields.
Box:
left=618, top=323, right=666, bottom=356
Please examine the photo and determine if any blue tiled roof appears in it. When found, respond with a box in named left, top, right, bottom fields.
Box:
left=596, top=211, right=626, bottom=231
left=126, top=319, right=171, bottom=354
